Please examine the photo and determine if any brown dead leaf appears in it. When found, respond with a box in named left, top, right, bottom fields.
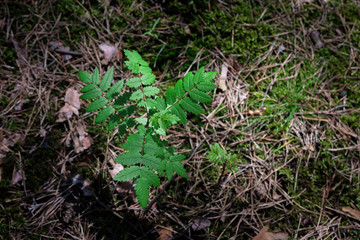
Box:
left=158, top=226, right=173, bottom=240
left=218, top=63, right=228, bottom=91
left=57, top=88, right=81, bottom=122
left=49, top=41, right=73, bottom=61
left=342, top=206, right=360, bottom=221
left=73, top=121, right=93, bottom=153
left=253, top=225, right=288, bottom=240
left=11, top=167, right=25, bottom=186
left=99, top=43, right=117, bottom=62
left=191, top=217, right=211, bottom=231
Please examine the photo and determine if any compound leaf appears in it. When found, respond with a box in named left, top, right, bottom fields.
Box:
left=143, top=86, right=159, bottom=97
left=86, top=97, right=108, bottom=112
left=106, top=80, right=124, bottom=100
left=114, top=166, right=141, bottom=181
left=115, top=152, right=142, bottom=165
left=95, top=105, right=115, bottom=123
left=126, top=77, right=141, bottom=88
left=134, top=178, right=150, bottom=209
left=78, top=71, right=92, bottom=83
left=180, top=97, right=204, bottom=114
left=189, top=89, right=212, bottom=103
left=80, top=88, right=102, bottom=100
left=100, top=66, right=113, bottom=91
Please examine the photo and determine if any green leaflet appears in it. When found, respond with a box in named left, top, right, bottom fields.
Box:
left=78, top=71, right=92, bottom=83
left=170, top=154, right=186, bottom=162
left=140, top=66, right=152, bottom=75
left=180, top=97, right=204, bottom=114
left=123, top=133, right=144, bottom=153
left=143, top=86, right=159, bottom=97
left=126, top=77, right=141, bottom=88
left=193, top=67, right=204, bottom=84
left=140, top=167, right=160, bottom=187
left=114, top=166, right=141, bottom=181
left=141, top=73, right=156, bottom=85
left=142, top=154, right=165, bottom=172
left=106, top=80, right=124, bottom=100
left=165, top=161, right=187, bottom=180
left=135, top=117, right=148, bottom=125
left=197, top=81, right=217, bottom=91
left=183, top=72, right=194, bottom=91
left=166, top=87, right=176, bottom=105
left=125, top=60, right=139, bottom=74
left=124, top=49, right=143, bottom=63
left=100, top=66, right=113, bottom=91
left=175, top=80, right=185, bottom=98
left=86, top=97, right=108, bottom=112
left=80, top=88, right=101, bottom=100
left=171, top=103, right=187, bottom=124
left=113, top=92, right=131, bottom=109
left=92, top=67, right=100, bottom=84
left=115, top=152, right=142, bottom=165
left=201, top=71, right=217, bottom=82
left=189, top=89, right=212, bottom=103
left=130, top=90, right=144, bottom=101
left=108, top=114, right=121, bottom=131
left=134, top=178, right=150, bottom=209
left=155, top=98, right=166, bottom=110
left=81, top=84, right=96, bottom=93
left=95, top=106, right=115, bottom=123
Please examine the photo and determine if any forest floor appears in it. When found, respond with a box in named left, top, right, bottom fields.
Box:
left=1, top=0, right=360, bottom=239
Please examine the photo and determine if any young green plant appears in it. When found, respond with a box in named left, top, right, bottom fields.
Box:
left=78, top=50, right=217, bottom=209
